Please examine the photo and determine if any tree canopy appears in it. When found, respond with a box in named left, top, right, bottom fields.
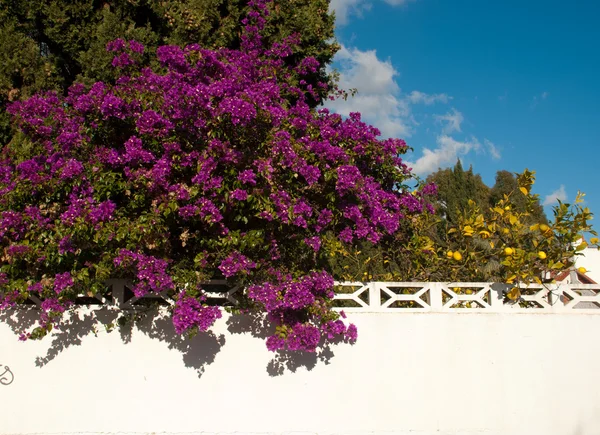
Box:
left=426, top=161, right=547, bottom=226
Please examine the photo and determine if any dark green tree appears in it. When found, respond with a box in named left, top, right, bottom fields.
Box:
left=489, top=170, right=547, bottom=224
left=0, top=0, right=337, bottom=145
left=426, top=160, right=490, bottom=225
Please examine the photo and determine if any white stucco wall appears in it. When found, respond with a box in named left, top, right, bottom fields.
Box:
left=2, top=309, right=600, bottom=435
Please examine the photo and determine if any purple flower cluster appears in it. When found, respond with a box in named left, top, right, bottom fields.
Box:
left=172, top=292, right=222, bottom=335
left=247, top=271, right=356, bottom=352
left=0, top=0, right=431, bottom=351
left=114, top=250, right=174, bottom=297
left=218, top=252, right=256, bottom=278
left=54, top=272, right=74, bottom=294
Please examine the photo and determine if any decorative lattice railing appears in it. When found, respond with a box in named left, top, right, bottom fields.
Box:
left=17, top=280, right=600, bottom=313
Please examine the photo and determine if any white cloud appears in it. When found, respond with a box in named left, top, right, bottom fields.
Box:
left=406, top=135, right=481, bottom=176
left=327, top=45, right=452, bottom=139
left=544, top=185, right=567, bottom=206
left=329, top=0, right=372, bottom=26
left=408, top=91, right=451, bottom=105
left=435, top=108, right=464, bottom=134
left=329, top=0, right=416, bottom=26
left=327, top=45, right=413, bottom=138
left=484, top=139, right=501, bottom=159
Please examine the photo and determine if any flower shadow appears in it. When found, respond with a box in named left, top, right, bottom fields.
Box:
left=225, top=311, right=340, bottom=376
left=134, top=308, right=226, bottom=378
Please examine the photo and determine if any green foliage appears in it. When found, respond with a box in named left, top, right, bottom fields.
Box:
left=427, top=161, right=490, bottom=225
left=489, top=170, right=547, bottom=224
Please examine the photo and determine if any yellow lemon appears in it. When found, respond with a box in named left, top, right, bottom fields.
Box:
left=452, top=251, right=462, bottom=261
left=502, top=228, right=510, bottom=235
left=539, top=224, right=550, bottom=233
left=504, top=247, right=514, bottom=256
left=504, top=206, right=511, bottom=211
left=538, top=251, right=547, bottom=260
left=591, top=237, right=599, bottom=245
left=578, top=267, right=587, bottom=274
left=446, top=250, right=454, bottom=259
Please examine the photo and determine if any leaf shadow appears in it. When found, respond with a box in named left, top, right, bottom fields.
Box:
left=2, top=306, right=225, bottom=378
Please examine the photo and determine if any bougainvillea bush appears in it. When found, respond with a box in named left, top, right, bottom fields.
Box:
left=0, top=0, right=434, bottom=351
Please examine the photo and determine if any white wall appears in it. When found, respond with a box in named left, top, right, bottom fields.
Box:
left=2, top=308, right=600, bottom=435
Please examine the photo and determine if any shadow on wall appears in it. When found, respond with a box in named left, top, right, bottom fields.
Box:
left=226, top=311, right=341, bottom=376
left=0, top=307, right=224, bottom=378
left=1, top=307, right=342, bottom=377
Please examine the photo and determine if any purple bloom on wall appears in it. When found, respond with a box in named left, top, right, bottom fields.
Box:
left=112, top=52, right=134, bottom=68
left=237, top=169, right=257, bottom=185
left=218, top=252, right=256, bottom=278
left=286, top=323, right=321, bottom=352
left=54, top=272, right=74, bottom=294
left=231, top=189, right=248, bottom=201
left=128, top=40, right=145, bottom=54
left=336, top=165, right=362, bottom=193
left=172, top=292, right=222, bottom=335
left=304, top=236, right=321, bottom=252
left=60, top=159, right=84, bottom=179
left=345, top=324, right=358, bottom=343
left=41, top=298, right=67, bottom=314
left=266, top=335, right=286, bottom=352
left=58, top=236, right=75, bottom=255
left=106, top=38, right=126, bottom=52
left=88, top=200, right=116, bottom=224
left=339, top=227, right=354, bottom=243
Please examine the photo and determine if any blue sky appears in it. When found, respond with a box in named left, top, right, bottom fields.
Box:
left=327, top=0, right=600, bottom=219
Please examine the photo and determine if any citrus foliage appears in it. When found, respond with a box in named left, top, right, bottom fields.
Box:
left=330, top=170, right=597, bottom=297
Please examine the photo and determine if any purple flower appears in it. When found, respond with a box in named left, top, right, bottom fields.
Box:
left=172, top=292, right=222, bottom=335
left=336, top=165, right=362, bottom=192
left=266, top=335, right=286, bottom=352
left=128, top=40, right=145, bottom=54
left=286, top=323, right=321, bottom=352
left=304, top=236, right=321, bottom=252
left=218, top=252, right=256, bottom=278
left=238, top=169, right=257, bottom=185
left=339, top=227, right=354, bottom=243
left=113, top=250, right=174, bottom=296
left=88, top=200, right=116, bottom=224
left=106, top=38, right=126, bottom=52
left=40, top=298, right=67, bottom=314
left=112, top=52, right=134, bottom=68
left=60, top=159, right=84, bottom=179
left=345, top=324, right=358, bottom=342
left=58, top=236, right=75, bottom=255
left=231, top=189, right=248, bottom=201
left=54, top=272, right=74, bottom=294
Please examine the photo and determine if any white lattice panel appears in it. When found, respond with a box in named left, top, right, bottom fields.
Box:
left=560, top=284, right=600, bottom=312
left=17, top=279, right=600, bottom=314
left=332, top=282, right=371, bottom=311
